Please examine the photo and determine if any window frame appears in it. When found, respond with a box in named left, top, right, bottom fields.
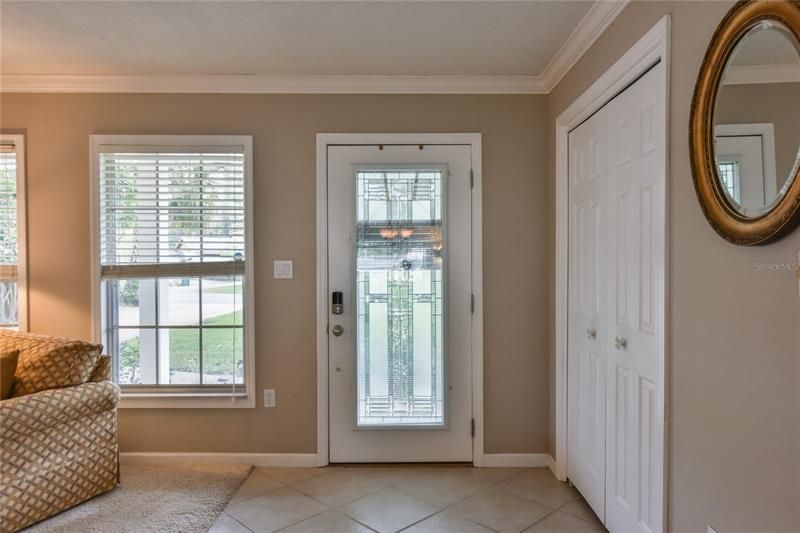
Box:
left=90, top=135, right=255, bottom=409
left=0, top=134, right=28, bottom=332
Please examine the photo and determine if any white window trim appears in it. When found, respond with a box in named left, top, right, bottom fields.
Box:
left=89, top=135, right=255, bottom=408
left=0, top=134, right=28, bottom=332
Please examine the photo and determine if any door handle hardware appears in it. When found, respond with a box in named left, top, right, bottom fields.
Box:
left=332, top=291, right=344, bottom=315
left=614, top=337, right=628, bottom=350
left=332, top=325, right=344, bottom=337
left=587, top=329, right=597, bottom=340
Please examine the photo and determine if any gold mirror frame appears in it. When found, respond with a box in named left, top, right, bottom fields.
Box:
left=690, top=0, right=800, bottom=245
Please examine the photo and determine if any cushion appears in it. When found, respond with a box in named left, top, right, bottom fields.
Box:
left=0, top=330, right=103, bottom=398
left=1, top=349, right=20, bottom=400
left=90, top=355, right=112, bottom=382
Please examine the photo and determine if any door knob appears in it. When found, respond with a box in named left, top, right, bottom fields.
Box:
left=331, top=325, right=344, bottom=337
left=614, top=336, right=628, bottom=350
left=587, top=329, right=597, bottom=340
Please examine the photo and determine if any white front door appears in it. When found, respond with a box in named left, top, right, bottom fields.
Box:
left=327, top=144, right=474, bottom=463
left=567, top=62, right=665, bottom=533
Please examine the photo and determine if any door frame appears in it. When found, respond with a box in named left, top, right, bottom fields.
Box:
left=714, top=122, right=778, bottom=201
left=554, top=14, right=670, bottom=527
left=315, top=133, right=483, bottom=467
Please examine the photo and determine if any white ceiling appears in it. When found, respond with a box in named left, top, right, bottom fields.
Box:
left=730, top=26, right=800, bottom=67
left=1, top=1, right=595, bottom=76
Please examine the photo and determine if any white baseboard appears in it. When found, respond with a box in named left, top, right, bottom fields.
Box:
left=482, top=453, right=554, bottom=468
left=546, top=455, right=560, bottom=479
left=120, top=452, right=319, bottom=467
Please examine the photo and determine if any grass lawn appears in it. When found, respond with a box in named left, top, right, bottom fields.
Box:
left=204, top=284, right=242, bottom=295
left=120, top=310, right=243, bottom=378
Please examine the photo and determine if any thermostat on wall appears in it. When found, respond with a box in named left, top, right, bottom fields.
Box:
left=273, top=260, right=293, bottom=279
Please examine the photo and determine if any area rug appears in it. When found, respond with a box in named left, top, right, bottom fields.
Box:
left=25, top=463, right=252, bottom=533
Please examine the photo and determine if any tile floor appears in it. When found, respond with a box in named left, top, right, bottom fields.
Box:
left=209, top=465, right=607, bottom=533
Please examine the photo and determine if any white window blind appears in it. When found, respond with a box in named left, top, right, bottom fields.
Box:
left=99, top=149, right=246, bottom=277
left=0, top=144, right=20, bottom=329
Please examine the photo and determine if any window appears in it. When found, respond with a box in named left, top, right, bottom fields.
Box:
left=717, top=159, right=741, bottom=204
left=356, top=169, right=445, bottom=426
left=91, top=136, right=254, bottom=407
left=0, top=135, right=27, bottom=331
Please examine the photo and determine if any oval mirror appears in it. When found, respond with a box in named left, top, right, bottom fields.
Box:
left=691, top=1, right=800, bottom=245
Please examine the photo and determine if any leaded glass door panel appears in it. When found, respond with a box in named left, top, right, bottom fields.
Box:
left=328, top=144, right=473, bottom=463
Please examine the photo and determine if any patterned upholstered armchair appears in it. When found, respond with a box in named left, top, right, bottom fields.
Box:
left=0, top=331, right=120, bottom=533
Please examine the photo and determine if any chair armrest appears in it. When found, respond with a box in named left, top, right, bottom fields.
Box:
left=0, top=381, right=120, bottom=441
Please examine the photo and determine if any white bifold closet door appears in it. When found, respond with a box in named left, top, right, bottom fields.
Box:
left=567, top=62, right=665, bottom=533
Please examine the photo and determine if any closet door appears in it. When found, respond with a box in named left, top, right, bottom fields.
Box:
left=567, top=104, right=609, bottom=522
left=604, top=63, right=665, bottom=533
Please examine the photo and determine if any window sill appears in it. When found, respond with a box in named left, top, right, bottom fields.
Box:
left=119, top=392, right=254, bottom=409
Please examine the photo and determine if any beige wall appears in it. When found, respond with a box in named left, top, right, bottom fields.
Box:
left=716, top=82, right=800, bottom=189
left=547, top=2, right=800, bottom=531
left=0, top=93, right=550, bottom=455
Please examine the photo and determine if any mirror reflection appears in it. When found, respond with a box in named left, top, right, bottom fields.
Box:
left=714, top=21, right=800, bottom=217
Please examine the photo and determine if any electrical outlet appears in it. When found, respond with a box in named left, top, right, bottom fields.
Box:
left=263, top=389, right=276, bottom=408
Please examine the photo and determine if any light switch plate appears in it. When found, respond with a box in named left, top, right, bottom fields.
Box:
left=273, top=260, right=293, bottom=279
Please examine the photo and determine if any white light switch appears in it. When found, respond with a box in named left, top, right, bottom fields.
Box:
left=273, top=260, right=293, bottom=279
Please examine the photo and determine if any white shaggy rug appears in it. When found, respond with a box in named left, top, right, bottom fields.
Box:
left=25, top=463, right=252, bottom=533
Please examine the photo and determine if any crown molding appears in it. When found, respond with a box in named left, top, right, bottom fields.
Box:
left=0, top=74, right=547, bottom=94
left=539, top=0, right=630, bottom=92
left=0, top=1, right=628, bottom=95
left=722, top=64, right=800, bottom=86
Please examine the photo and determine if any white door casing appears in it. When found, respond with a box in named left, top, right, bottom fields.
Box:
left=325, top=141, right=476, bottom=463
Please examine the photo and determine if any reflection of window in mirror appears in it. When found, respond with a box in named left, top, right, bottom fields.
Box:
left=714, top=123, right=777, bottom=210
left=716, top=160, right=741, bottom=204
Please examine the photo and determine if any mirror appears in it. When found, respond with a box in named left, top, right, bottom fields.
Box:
left=714, top=20, right=800, bottom=217
left=691, top=0, right=800, bottom=245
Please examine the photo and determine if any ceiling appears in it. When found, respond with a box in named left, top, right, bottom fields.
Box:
left=0, top=1, right=628, bottom=94
left=730, top=27, right=800, bottom=67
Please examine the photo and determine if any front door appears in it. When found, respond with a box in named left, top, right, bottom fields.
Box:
left=327, top=143, right=473, bottom=463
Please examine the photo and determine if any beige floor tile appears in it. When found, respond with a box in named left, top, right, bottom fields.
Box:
left=464, top=467, right=524, bottom=484
left=523, top=511, right=606, bottom=532
left=208, top=512, right=253, bottom=533
left=294, top=469, right=387, bottom=507
left=403, top=510, right=494, bottom=533
left=281, top=509, right=374, bottom=533
left=559, top=496, right=601, bottom=523
left=228, top=470, right=286, bottom=506
left=499, top=468, right=578, bottom=508
left=341, top=465, right=432, bottom=486
left=256, top=466, right=335, bottom=485
left=338, top=487, right=440, bottom=532
left=449, top=487, right=554, bottom=533
left=394, top=468, right=492, bottom=507
left=226, top=487, right=329, bottom=533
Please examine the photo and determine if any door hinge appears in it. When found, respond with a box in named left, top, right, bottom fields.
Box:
left=471, top=294, right=475, bottom=314
left=471, top=418, right=476, bottom=438
left=470, top=168, right=474, bottom=188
